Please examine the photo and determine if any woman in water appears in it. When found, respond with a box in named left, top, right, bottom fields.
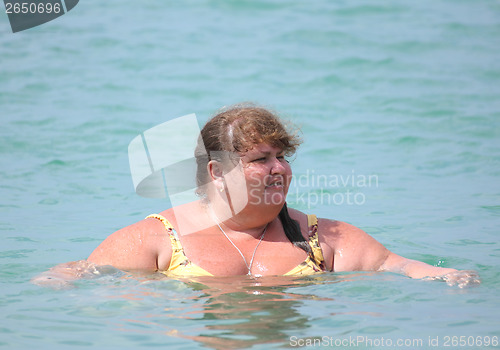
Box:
left=35, top=104, right=479, bottom=287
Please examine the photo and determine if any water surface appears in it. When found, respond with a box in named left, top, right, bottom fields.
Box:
left=1, top=0, right=499, bottom=348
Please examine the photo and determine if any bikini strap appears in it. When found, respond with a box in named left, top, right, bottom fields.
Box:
left=306, top=214, right=326, bottom=270
left=145, top=214, right=182, bottom=250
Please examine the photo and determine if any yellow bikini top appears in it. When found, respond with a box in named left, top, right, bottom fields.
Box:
left=146, top=213, right=326, bottom=277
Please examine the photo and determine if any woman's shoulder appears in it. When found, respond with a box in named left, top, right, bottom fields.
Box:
left=287, top=208, right=355, bottom=234
left=87, top=212, right=173, bottom=270
left=317, top=217, right=363, bottom=235
left=148, top=208, right=177, bottom=228
left=288, top=208, right=368, bottom=247
left=114, top=209, right=177, bottom=236
left=287, top=208, right=344, bottom=242
left=155, top=201, right=206, bottom=231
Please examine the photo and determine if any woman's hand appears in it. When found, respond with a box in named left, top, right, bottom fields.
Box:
left=381, top=253, right=481, bottom=287
left=423, top=269, right=481, bottom=288
left=31, top=260, right=118, bottom=289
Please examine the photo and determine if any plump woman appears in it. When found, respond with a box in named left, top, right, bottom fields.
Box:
left=34, top=105, right=479, bottom=287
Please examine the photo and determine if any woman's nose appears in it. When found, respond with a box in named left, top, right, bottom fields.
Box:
left=270, top=157, right=286, bottom=174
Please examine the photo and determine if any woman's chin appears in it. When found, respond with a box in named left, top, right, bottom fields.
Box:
left=263, top=191, right=287, bottom=207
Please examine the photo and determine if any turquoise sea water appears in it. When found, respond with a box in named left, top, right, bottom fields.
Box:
left=1, top=1, right=499, bottom=349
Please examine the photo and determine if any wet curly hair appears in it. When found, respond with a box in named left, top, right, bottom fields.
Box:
left=195, top=104, right=301, bottom=188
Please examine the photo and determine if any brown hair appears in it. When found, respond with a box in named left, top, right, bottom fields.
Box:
left=195, top=104, right=302, bottom=192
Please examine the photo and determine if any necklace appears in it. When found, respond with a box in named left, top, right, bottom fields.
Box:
left=210, top=209, right=267, bottom=276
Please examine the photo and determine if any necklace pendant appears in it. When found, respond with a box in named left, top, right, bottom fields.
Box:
left=209, top=206, right=268, bottom=278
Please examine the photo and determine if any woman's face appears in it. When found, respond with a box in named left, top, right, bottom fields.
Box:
left=222, top=143, right=292, bottom=212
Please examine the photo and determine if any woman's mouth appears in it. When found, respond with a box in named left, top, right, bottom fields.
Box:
left=265, top=179, right=284, bottom=189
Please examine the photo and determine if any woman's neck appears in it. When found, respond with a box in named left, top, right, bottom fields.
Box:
left=205, top=199, right=281, bottom=237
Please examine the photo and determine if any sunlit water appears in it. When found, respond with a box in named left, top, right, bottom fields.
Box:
left=1, top=1, right=499, bottom=349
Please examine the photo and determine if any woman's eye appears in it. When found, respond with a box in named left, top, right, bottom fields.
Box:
left=251, top=154, right=287, bottom=163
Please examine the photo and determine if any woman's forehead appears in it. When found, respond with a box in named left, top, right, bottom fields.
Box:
left=240, top=143, right=284, bottom=156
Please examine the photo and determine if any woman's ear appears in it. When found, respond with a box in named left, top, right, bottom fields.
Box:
left=207, top=160, right=224, bottom=184
left=208, top=160, right=226, bottom=193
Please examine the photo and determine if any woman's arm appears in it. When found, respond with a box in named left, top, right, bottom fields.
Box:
left=322, top=219, right=480, bottom=287
left=32, top=218, right=171, bottom=288
left=379, top=251, right=456, bottom=278
left=380, top=252, right=480, bottom=287
left=87, top=218, right=168, bottom=270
